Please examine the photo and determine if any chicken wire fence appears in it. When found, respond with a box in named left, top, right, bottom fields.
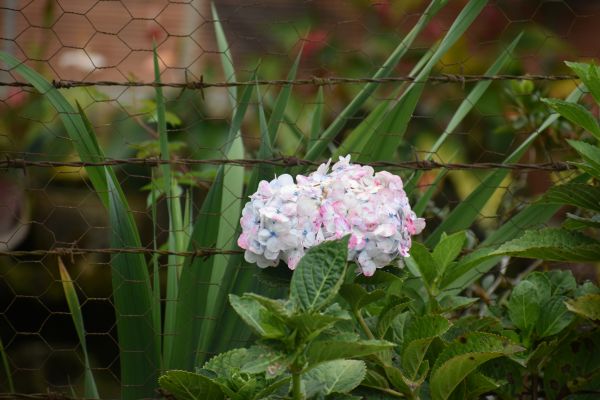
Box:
left=0, top=0, right=598, bottom=397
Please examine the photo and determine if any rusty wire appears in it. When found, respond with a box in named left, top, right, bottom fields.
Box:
left=0, top=74, right=580, bottom=90
left=0, top=247, right=242, bottom=258
left=0, top=157, right=575, bottom=171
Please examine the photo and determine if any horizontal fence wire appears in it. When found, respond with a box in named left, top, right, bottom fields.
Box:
left=0, top=74, right=580, bottom=90
left=0, top=247, right=242, bottom=258
left=0, top=157, right=575, bottom=171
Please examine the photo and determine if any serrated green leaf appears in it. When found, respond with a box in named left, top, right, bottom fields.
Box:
left=159, top=370, right=224, bottom=400
left=290, top=237, right=349, bottom=312
left=536, top=296, right=574, bottom=338
left=303, top=360, right=366, bottom=396
left=566, top=294, right=600, bottom=320
left=430, top=333, right=523, bottom=400
left=228, top=294, right=286, bottom=339
left=340, top=284, right=385, bottom=312
left=408, top=243, right=437, bottom=289
left=433, top=231, right=466, bottom=275
left=376, top=299, right=411, bottom=338
left=507, top=280, right=541, bottom=332
left=539, top=183, right=600, bottom=212
left=492, top=228, right=600, bottom=262
left=306, top=340, right=395, bottom=365
left=542, top=98, right=600, bottom=140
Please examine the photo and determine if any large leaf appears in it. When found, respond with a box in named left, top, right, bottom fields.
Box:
left=567, top=139, right=600, bottom=179
left=408, top=242, right=437, bottom=290
left=542, top=98, right=600, bottom=141
left=290, top=237, right=349, bottom=312
left=491, top=228, right=600, bottom=262
left=433, top=231, right=466, bottom=273
left=303, top=0, right=448, bottom=162
left=339, top=284, right=385, bottom=313
left=107, top=172, right=160, bottom=399
left=430, top=333, right=523, bottom=400
left=159, top=370, right=224, bottom=400
left=401, top=315, right=450, bottom=380
left=306, top=340, right=395, bottom=364
left=539, top=183, right=600, bottom=212
left=58, top=259, right=99, bottom=399
left=426, top=85, right=585, bottom=246
left=302, top=360, right=366, bottom=397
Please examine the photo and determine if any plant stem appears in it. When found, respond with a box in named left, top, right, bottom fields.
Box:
left=292, top=371, right=303, bottom=400
left=356, top=310, right=375, bottom=340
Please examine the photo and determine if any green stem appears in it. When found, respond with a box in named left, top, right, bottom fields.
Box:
left=356, top=310, right=375, bottom=340
left=292, top=371, right=303, bottom=400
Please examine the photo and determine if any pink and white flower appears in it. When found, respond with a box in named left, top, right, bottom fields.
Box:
left=238, top=156, right=425, bottom=275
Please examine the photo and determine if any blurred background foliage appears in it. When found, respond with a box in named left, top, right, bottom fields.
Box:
left=0, top=0, right=599, bottom=395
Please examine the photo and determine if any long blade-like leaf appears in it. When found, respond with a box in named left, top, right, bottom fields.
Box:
left=426, top=85, right=585, bottom=247
left=268, top=49, right=302, bottom=143
left=58, top=258, right=99, bottom=399
left=358, top=0, right=488, bottom=162
left=310, top=87, right=324, bottom=148
left=303, top=0, right=448, bottom=162
left=0, top=336, right=12, bottom=394
left=153, top=45, right=183, bottom=369
left=107, top=171, right=160, bottom=399
left=405, top=32, right=523, bottom=193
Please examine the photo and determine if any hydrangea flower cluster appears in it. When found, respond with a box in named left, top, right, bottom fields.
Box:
left=237, top=156, right=425, bottom=276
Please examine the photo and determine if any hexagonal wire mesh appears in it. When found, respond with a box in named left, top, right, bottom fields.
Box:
left=0, top=0, right=599, bottom=397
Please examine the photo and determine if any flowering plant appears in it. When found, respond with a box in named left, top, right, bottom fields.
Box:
left=237, top=155, right=425, bottom=275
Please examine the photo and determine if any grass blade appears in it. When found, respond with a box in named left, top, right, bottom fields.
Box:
left=58, top=258, right=99, bottom=399
left=106, top=172, right=160, bottom=399
left=153, top=45, right=183, bottom=369
left=405, top=32, right=523, bottom=194
left=212, top=2, right=236, bottom=108
left=0, top=336, right=13, bottom=393
left=150, top=175, right=162, bottom=371
left=310, top=87, right=324, bottom=149
left=358, top=0, right=488, bottom=162
left=268, top=49, right=302, bottom=143
left=303, top=0, right=448, bottom=162
left=426, top=85, right=584, bottom=247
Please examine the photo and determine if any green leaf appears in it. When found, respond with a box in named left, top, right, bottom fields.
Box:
left=0, top=336, right=12, bottom=394
left=536, top=296, right=574, bottom=338
left=542, top=98, right=600, bottom=141
left=267, top=49, right=302, bottom=143
left=204, top=346, right=285, bottom=377
left=303, top=0, right=448, bottom=162
left=433, top=231, right=466, bottom=275
left=303, top=360, right=366, bottom=396
left=430, top=333, right=523, bottom=400
left=228, top=294, right=286, bottom=339
left=107, top=172, right=160, bottom=399
left=426, top=85, right=585, bottom=247
left=507, top=280, right=541, bottom=332
left=539, top=183, right=600, bottom=212
left=405, top=33, right=522, bottom=194
left=491, top=228, right=600, bottom=262
left=403, top=314, right=451, bottom=346
left=287, top=312, right=349, bottom=341
left=565, top=61, right=600, bottom=105
left=58, top=259, right=99, bottom=399
left=170, top=169, right=224, bottom=369
left=306, top=340, right=395, bottom=365
left=159, top=370, right=224, bottom=400
left=567, top=139, right=600, bottom=179
left=339, top=284, right=385, bottom=312
left=566, top=294, right=600, bottom=320
left=376, top=299, right=411, bottom=338
left=310, top=87, right=324, bottom=148
left=290, top=236, right=349, bottom=312
left=564, top=213, right=600, bottom=230
left=408, top=243, right=437, bottom=289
